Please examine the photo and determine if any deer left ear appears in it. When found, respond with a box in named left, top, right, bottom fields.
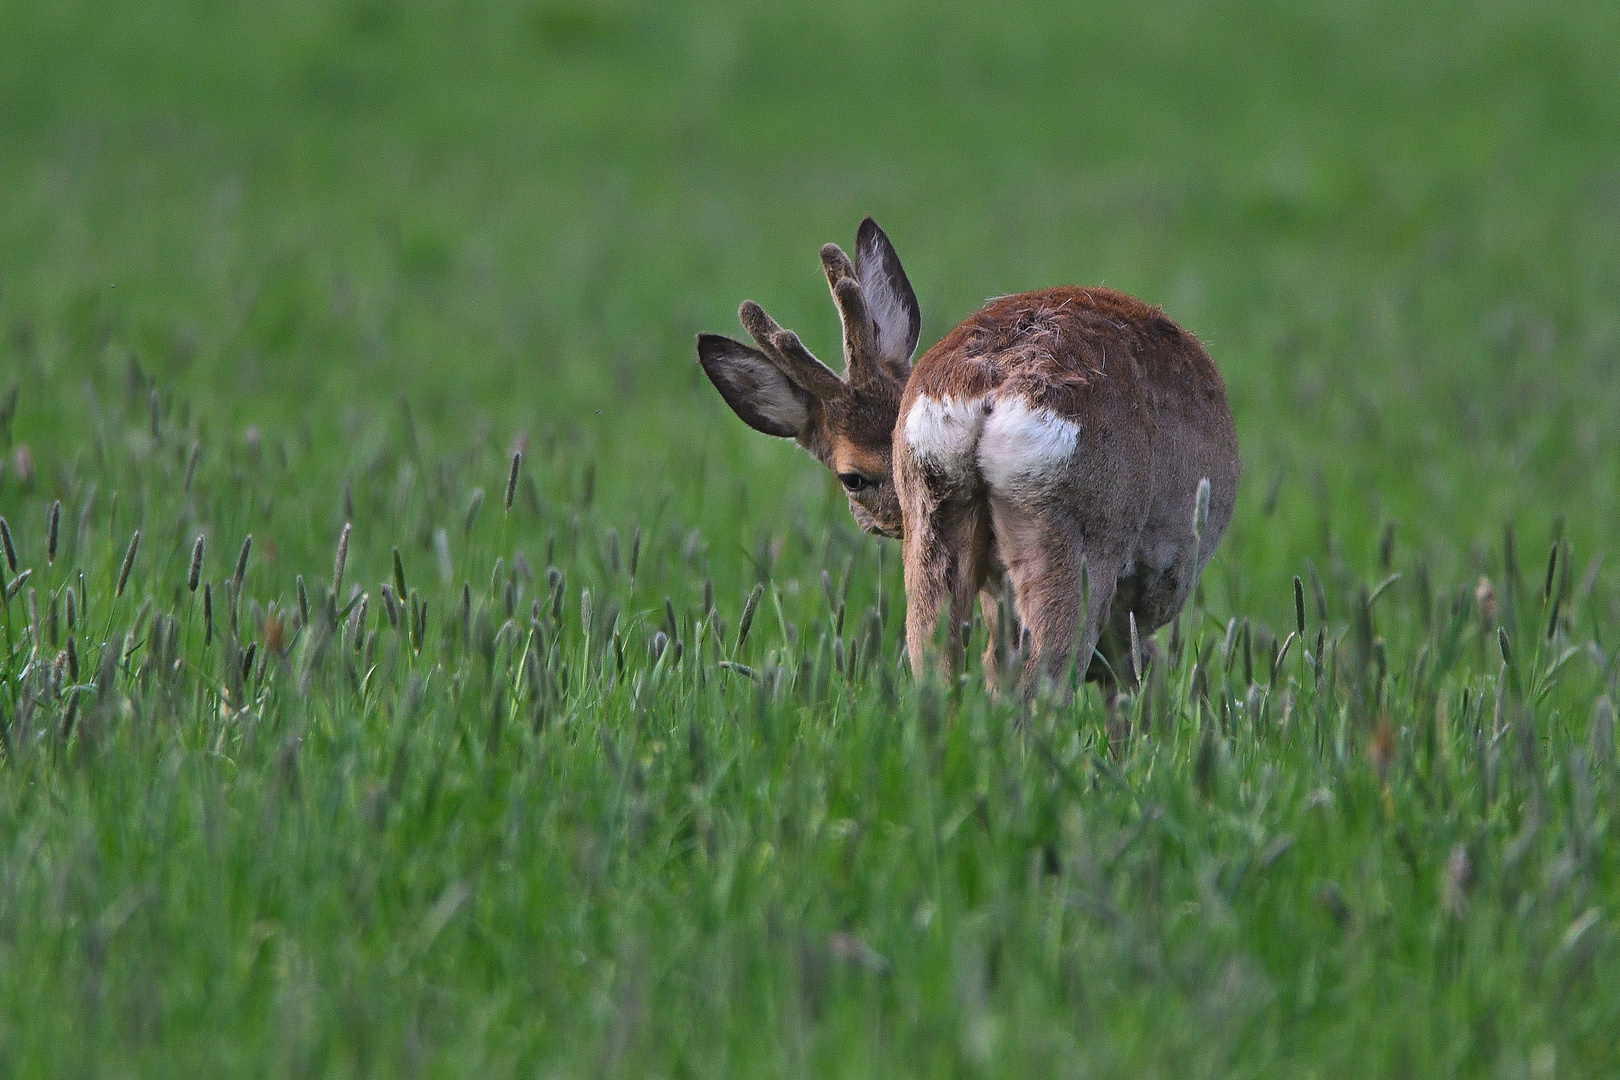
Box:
left=696, top=333, right=812, bottom=439
left=855, top=217, right=921, bottom=370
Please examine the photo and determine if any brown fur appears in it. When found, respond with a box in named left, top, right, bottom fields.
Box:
left=697, top=222, right=1240, bottom=699
left=897, top=286, right=1238, bottom=694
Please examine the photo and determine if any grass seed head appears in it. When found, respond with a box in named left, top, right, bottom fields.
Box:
left=203, top=583, right=214, bottom=646
left=1307, top=560, right=1328, bottom=622
left=410, top=593, right=426, bottom=653
left=0, top=516, right=15, bottom=573
left=349, top=593, right=369, bottom=643
left=548, top=566, right=564, bottom=621
left=116, top=530, right=141, bottom=599
left=463, top=488, right=485, bottom=536
left=1192, top=476, right=1211, bottom=545
left=333, top=522, right=352, bottom=594
left=505, top=451, right=521, bottom=512
left=233, top=534, right=252, bottom=591
left=392, top=546, right=408, bottom=598
left=380, top=583, right=400, bottom=630
left=1293, top=575, right=1306, bottom=638
left=736, top=583, right=764, bottom=652
left=47, top=500, right=60, bottom=565
left=4, top=567, right=30, bottom=601
left=1129, top=610, right=1143, bottom=683
left=188, top=535, right=204, bottom=592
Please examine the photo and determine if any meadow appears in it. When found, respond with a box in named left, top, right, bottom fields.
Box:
left=2, top=0, right=1619, bottom=1075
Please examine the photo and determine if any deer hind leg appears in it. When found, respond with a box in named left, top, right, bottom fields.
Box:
left=901, top=494, right=992, bottom=680
left=986, top=495, right=1130, bottom=701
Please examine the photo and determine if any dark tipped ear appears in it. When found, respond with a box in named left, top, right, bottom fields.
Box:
left=697, top=333, right=811, bottom=439
left=855, top=217, right=921, bottom=367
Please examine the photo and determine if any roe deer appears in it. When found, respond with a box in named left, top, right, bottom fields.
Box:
left=698, top=219, right=1239, bottom=697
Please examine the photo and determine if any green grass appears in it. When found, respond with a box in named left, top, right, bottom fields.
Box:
left=2, top=0, right=1620, bottom=1075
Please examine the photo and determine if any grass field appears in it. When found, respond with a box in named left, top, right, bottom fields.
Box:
left=2, top=1, right=1620, bottom=1075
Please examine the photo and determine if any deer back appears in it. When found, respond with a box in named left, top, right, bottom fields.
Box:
left=896, top=286, right=1237, bottom=553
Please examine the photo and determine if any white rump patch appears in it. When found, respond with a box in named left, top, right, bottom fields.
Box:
left=978, top=396, right=1080, bottom=496
left=903, top=394, right=988, bottom=480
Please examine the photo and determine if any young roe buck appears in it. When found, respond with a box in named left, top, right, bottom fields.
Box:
left=697, top=219, right=1239, bottom=697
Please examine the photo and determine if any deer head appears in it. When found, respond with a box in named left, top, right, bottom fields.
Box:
left=697, top=218, right=921, bottom=539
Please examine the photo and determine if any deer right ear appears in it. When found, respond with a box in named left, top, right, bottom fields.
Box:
left=697, top=333, right=811, bottom=438
left=855, top=217, right=921, bottom=368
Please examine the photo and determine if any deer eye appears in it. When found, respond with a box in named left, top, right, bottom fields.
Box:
left=838, top=472, right=874, bottom=493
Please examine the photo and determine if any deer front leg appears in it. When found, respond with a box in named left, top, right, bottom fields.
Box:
left=978, top=584, right=1008, bottom=690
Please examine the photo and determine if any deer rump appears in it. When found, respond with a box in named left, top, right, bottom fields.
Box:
left=894, top=286, right=1238, bottom=690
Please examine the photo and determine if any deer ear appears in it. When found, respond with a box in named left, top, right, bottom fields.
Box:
left=697, top=333, right=811, bottom=438
left=855, top=217, right=921, bottom=367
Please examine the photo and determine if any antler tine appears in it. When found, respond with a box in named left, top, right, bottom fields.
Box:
left=820, top=243, right=855, bottom=289
left=738, top=301, right=844, bottom=398
left=821, top=242, right=886, bottom=387
left=829, top=277, right=888, bottom=390
left=821, top=243, right=890, bottom=390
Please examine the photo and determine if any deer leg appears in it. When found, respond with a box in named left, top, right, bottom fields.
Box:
left=902, top=496, right=991, bottom=680
left=988, top=497, right=1129, bottom=701
left=977, top=585, right=1010, bottom=689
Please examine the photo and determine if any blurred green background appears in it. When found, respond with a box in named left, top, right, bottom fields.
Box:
left=4, top=0, right=1619, bottom=603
